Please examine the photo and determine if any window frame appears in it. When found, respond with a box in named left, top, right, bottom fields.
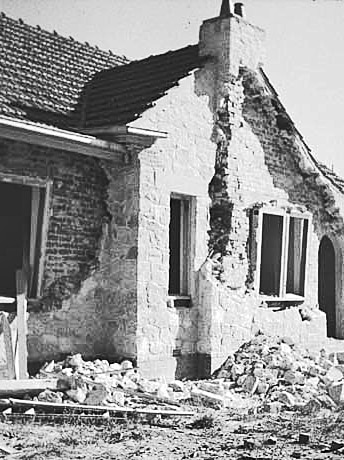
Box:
left=255, top=206, right=311, bottom=301
left=0, top=173, right=52, bottom=301
left=168, top=192, right=193, bottom=299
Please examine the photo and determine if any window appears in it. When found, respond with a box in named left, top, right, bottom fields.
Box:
left=0, top=179, right=50, bottom=310
left=168, top=195, right=191, bottom=296
left=258, top=209, right=309, bottom=299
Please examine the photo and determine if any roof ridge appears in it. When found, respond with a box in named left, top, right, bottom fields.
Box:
left=0, top=10, right=129, bottom=64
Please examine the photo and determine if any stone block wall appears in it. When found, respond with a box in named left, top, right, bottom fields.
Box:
left=128, top=74, right=215, bottom=379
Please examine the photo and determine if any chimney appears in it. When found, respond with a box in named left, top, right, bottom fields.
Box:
left=234, top=2, right=245, bottom=19
left=219, top=0, right=232, bottom=18
left=198, top=1, right=265, bottom=81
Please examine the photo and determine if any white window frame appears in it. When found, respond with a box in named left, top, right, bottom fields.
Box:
left=255, top=206, right=311, bottom=302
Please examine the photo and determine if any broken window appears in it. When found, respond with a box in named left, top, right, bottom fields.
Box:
left=168, top=195, right=191, bottom=296
left=0, top=180, right=50, bottom=308
left=258, top=210, right=309, bottom=298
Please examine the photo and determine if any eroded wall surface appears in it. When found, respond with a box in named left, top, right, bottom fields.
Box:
left=0, top=138, right=139, bottom=364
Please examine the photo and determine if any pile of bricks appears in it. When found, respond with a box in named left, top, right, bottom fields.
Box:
left=209, top=333, right=344, bottom=412
left=35, top=354, right=188, bottom=408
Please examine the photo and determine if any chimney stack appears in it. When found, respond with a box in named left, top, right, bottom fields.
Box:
left=219, top=0, right=232, bottom=18
left=197, top=0, right=265, bottom=108
left=234, top=3, right=245, bottom=19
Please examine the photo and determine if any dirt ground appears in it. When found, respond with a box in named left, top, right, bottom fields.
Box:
left=1, top=406, right=344, bottom=460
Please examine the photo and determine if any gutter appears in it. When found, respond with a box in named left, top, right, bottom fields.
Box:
left=81, top=125, right=168, bottom=139
left=0, top=116, right=126, bottom=161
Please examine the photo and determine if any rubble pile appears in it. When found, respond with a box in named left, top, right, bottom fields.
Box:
left=24, top=333, right=344, bottom=414
left=34, top=354, right=189, bottom=409
left=209, top=333, right=344, bottom=412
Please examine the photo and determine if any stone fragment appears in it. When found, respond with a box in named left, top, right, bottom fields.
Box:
left=41, top=360, right=55, bottom=373
left=302, top=398, right=321, bottom=414
left=24, top=408, right=35, bottom=415
left=264, top=401, right=282, bottom=414
left=157, top=383, right=170, bottom=399
left=84, top=385, right=109, bottom=406
left=256, top=381, right=269, bottom=394
left=325, top=367, right=343, bottom=382
left=264, top=436, right=277, bottom=445
left=328, top=381, right=344, bottom=403
left=168, top=380, right=185, bottom=392
left=67, top=354, right=84, bottom=368
left=109, top=390, right=125, bottom=407
left=331, top=440, right=344, bottom=451
left=242, top=375, right=259, bottom=394
left=121, top=360, right=133, bottom=371
left=278, top=391, right=296, bottom=407
left=243, top=438, right=259, bottom=449
left=299, top=433, right=310, bottom=444
left=66, top=387, right=87, bottom=404
left=37, top=389, right=63, bottom=404
left=109, top=362, right=122, bottom=373
left=336, top=352, right=344, bottom=364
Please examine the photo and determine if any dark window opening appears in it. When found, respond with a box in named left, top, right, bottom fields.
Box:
left=259, top=214, right=283, bottom=296
left=168, top=196, right=190, bottom=296
left=286, top=217, right=308, bottom=296
left=259, top=212, right=309, bottom=298
left=0, top=182, right=46, bottom=309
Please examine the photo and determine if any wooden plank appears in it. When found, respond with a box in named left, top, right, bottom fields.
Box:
left=0, top=379, right=62, bottom=396
left=36, top=181, right=52, bottom=297
left=0, top=313, right=16, bottom=379
left=15, top=270, right=28, bottom=379
left=9, top=398, right=194, bottom=417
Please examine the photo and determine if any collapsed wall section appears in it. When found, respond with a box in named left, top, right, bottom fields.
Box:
left=0, top=138, right=139, bottom=364
left=196, top=65, right=343, bottom=374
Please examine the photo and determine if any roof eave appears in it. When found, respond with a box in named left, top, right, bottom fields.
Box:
left=81, top=124, right=168, bottom=146
left=0, top=116, right=126, bottom=162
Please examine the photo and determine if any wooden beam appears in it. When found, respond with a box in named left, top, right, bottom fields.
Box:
left=0, top=379, right=62, bottom=396
left=16, top=270, right=28, bottom=379
left=9, top=398, right=194, bottom=417
left=0, top=313, right=16, bottom=379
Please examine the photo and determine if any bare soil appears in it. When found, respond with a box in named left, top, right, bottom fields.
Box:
left=1, top=407, right=344, bottom=459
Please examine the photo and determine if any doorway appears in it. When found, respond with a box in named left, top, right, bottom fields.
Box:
left=318, top=236, right=336, bottom=337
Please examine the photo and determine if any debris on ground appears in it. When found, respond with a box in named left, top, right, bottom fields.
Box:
left=1, top=332, right=344, bottom=421
left=207, top=332, right=344, bottom=413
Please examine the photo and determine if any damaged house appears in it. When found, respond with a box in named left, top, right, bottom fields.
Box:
left=0, top=1, right=344, bottom=379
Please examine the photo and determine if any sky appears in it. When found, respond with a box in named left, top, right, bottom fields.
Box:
left=1, top=0, right=344, bottom=175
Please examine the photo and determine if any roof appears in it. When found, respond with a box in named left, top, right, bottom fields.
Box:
left=314, top=161, right=344, bottom=194
left=259, top=68, right=344, bottom=195
left=0, top=12, right=128, bottom=128
left=0, top=12, right=203, bottom=131
left=81, top=45, right=202, bottom=128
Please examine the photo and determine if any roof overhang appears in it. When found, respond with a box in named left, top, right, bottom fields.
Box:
left=81, top=125, right=168, bottom=147
left=0, top=116, right=126, bottom=162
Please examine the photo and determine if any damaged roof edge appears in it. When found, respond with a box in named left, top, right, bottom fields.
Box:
left=0, top=116, right=126, bottom=161
left=259, top=68, right=344, bottom=195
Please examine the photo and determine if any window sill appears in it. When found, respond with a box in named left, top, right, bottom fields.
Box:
left=260, top=294, right=304, bottom=303
left=167, top=295, right=191, bottom=308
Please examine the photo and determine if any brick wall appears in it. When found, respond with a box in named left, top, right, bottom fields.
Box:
left=0, top=138, right=140, bottom=364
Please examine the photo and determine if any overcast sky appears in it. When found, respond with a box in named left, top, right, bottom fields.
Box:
left=1, top=0, right=344, bottom=176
